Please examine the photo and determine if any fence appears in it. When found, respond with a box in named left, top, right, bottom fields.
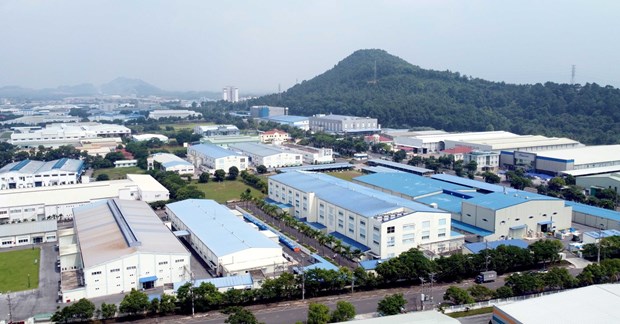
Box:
left=441, top=289, right=566, bottom=314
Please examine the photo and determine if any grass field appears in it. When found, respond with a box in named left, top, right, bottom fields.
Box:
left=326, top=170, right=363, bottom=182
left=447, top=306, right=494, bottom=318
left=0, top=248, right=40, bottom=292
left=191, top=179, right=264, bottom=203
left=92, top=167, right=146, bottom=180
left=159, top=122, right=213, bottom=131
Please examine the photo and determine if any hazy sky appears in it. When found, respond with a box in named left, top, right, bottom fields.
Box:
left=1, top=1, right=619, bottom=93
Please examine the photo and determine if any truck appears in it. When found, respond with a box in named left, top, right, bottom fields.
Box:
left=475, top=270, right=497, bottom=283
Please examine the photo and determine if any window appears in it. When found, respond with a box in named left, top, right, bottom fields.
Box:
left=338, top=219, right=344, bottom=229
left=482, top=218, right=488, bottom=222
left=18, top=238, right=28, bottom=243
left=349, top=228, right=354, bottom=234
left=423, top=221, right=430, bottom=228
left=110, top=268, right=120, bottom=273
left=126, top=266, right=136, bottom=270
left=387, top=226, right=395, bottom=233
left=348, top=215, right=354, bottom=221
left=515, top=218, right=520, bottom=222
left=175, top=259, right=185, bottom=263
left=422, top=231, right=430, bottom=240
left=387, top=236, right=395, bottom=247
left=438, top=218, right=447, bottom=226
left=91, top=271, right=102, bottom=275
left=529, top=216, right=534, bottom=219
left=438, top=228, right=446, bottom=238
left=402, top=233, right=415, bottom=244
left=359, top=220, right=366, bottom=226
left=373, top=226, right=380, bottom=232
left=403, top=223, right=415, bottom=231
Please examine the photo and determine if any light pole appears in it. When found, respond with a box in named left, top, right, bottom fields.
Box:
left=7, top=291, right=12, bottom=324
left=598, top=223, right=605, bottom=264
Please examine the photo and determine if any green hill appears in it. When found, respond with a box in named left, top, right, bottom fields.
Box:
left=251, top=49, right=620, bottom=145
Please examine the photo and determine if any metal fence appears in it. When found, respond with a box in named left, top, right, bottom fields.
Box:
left=441, top=289, right=566, bottom=314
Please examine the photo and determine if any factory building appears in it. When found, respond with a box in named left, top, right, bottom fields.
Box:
left=309, top=114, right=380, bottom=134
left=0, top=158, right=84, bottom=190
left=566, top=201, right=620, bottom=231
left=268, top=171, right=463, bottom=259
left=193, top=125, right=240, bottom=137
left=250, top=105, right=288, bottom=118
left=165, top=199, right=288, bottom=277
left=131, top=134, right=169, bottom=142
left=229, top=143, right=302, bottom=169
left=281, top=143, right=334, bottom=164
left=187, top=144, right=248, bottom=174
left=59, top=199, right=190, bottom=302
left=200, top=135, right=261, bottom=148
left=9, top=123, right=131, bottom=148
left=0, top=220, right=57, bottom=248
left=149, top=153, right=195, bottom=175
left=0, top=174, right=169, bottom=222
left=148, top=110, right=201, bottom=119
left=261, top=115, right=309, bottom=131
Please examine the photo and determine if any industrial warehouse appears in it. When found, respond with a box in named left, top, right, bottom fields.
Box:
left=187, top=143, right=248, bottom=174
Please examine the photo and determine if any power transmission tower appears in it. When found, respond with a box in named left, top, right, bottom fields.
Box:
left=571, top=65, right=576, bottom=85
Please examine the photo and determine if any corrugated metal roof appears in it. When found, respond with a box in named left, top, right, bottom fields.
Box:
left=463, top=191, right=559, bottom=210
left=188, top=144, right=242, bottom=159
left=161, top=161, right=192, bottom=168
left=73, top=199, right=188, bottom=269
left=354, top=173, right=472, bottom=199
left=451, top=220, right=493, bottom=236
left=166, top=199, right=281, bottom=257
left=0, top=220, right=57, bottom=237
left=270, top=171, right=441, bottom=217
left=0, top=158, right=83, bottom=175
left=173, top=274, right=253, bottom=291
left=366, top=159, right=434, bottom=174
left=266, top=115, right=309, bottom=123
left=583, top=229, right=620, bottom=239
left=566, top=201, right=620, bottom=222
left=229, top=142, right=289, bottom=157
left=464, top=239, right=529, bottom=254
left=417, top=193, right=468, bottom=214
left=431, top=174, right=513, bottom=193
left=278, top=163, right=352, bottom=173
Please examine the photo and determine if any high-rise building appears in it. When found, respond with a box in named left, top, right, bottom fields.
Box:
left=222, top=86, right=239, bottom=103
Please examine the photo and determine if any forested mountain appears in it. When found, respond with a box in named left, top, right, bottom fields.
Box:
left=251, top=49, right=620, bottom=145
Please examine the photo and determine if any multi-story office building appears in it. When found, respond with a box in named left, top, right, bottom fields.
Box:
left=222, top=86, right=239, bottom=103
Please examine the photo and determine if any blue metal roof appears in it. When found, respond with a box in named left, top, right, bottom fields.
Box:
left=139, top=275, right=158, bottom=283
left=270, top=171, right=442, bottom=217
left=464, top=239, right=529, bottom=254
left=330, top=231, right=371, bottom=252
left=9, top=159, right=30, bottom=171
left=265, top=115, right=309, bottom=123
left=302, top=254, right=339, bottom=272
left=52, top=158, right=69, bottom=169
left=431, top=174, right=516, bottom=193
left=189, top=143, right=241, bottom=159
left=565, top=201, right=620, bottom=223
left=417, top=193, right=468, bottom=214
left=583, top=229, right=620, bottom=239
left=172, top=274, right=253, bottom=291
left=306, top=221, right=327, bottom=230
left=355, top=173, right=472, bottom=199
left=366, top=159, right=433, bottom=175
left=162, top=160, right=192, bottom=168
left=279, top=163, right=352, bottom=173
left=451, top=220, right=493, bottom=236
left=166, top=199, right=281, bottom=257
left=264, top=198, right=293, bottom=209
left=463, top=192, right=558, bottom=210
left=359, top=259, right=389, bottom=271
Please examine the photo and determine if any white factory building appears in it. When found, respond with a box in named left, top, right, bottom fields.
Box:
left=250, top=105, right=288, bottom=118
left=268, top=171, right=463, bottom=259
left=166, top=199, right=288, bottom=277
left=59, top=199, right=190, bottom=302
left=501, top=145, right=620, bottom=175
left=193, top=125, right=240, bottom=137
left=229, top=143, right=302, bottom=169
left=282, top=144, right=334, bottom=164
left=148, top=109, right=202, bottom=119
left=0, top=220, right=57, bottom=248
left=0, top=174, right=169, bottom=222
left=131, top=134, right=169, bottom=142
left=187, top=144, right=248, bottom=174
left=0, top=158, right=85, bottom=190
left=309, top=114, right=380, bottom=134
left=149, top=153, right=195, bottom=175
left=9, top=123, right=131, bottom=148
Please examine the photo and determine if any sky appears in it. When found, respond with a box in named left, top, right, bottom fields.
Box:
left=1, top=0, right=619, bottom=94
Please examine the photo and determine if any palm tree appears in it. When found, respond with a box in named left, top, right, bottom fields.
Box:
left=342, top=245, right=352, bottom=260
left=318, top=235, right=327, bottom=255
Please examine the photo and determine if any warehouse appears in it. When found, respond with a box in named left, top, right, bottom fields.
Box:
left=0, top=174, right=169, bottom=222
left=268, top=171, right=464, bottom=259
left=575, top=172, right=620, bottom=195
left=566, top=201, right=620, bottom=231
left=131, top=134, right=169, bottom=142
left=492, top=284, right=620, bottom=324
left=392, top=131, right=517, bottom=153
left=353, top=172, right=476, bottom=200
left=0, top=158, right=84, bottom=190
left=460, top=191, right=572, bottom=241
left=261, top=115, right=310, bottom=131
left=149, top=153, right=195, bottom=175
left=193, top=124, right=240, bottom=137
left=444, top=135, right=581, bottom=153
left=500, top=145, right=620, bottom=175
left=365, top=159, right=434, bottom=176
left=187, top=143, right=248, bottom=174
left=309, top=114, right=380, bottom=134
left=282, top=143, right=334, bottom=164
left=60, top=199, right=190, bottom=302
left=148, top=109, right=201, bottom=119
left=9, top=122, right=131, bottom=148
left=200, top=135, right=261, bottom=147
left=166, top=199, right=288, bottom=277
left=0, top=220, right=57, bottom=248
left=229, top=142, right=302, bottom=169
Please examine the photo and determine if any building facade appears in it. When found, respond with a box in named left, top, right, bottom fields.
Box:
left=309, top=114, right=380, bottom=134
left=282, top=144, right=334, bottom=164
left=260, top=129, right=290, bottom=144
left=193, top=125, right=240, bottom=137
left=463, top=151, right=500, bottom=171
left=9, top=123, right=131, bottom=148
left=187, top=144, right=248, bottom=174
left=250, top=105, right=288, bottom=118
left=0, top=220, right=57, bottom=248
left=229, top=143, right=302, bottom=169
left=223, top=86, right=239, bottom=103
left=149, top=153, right=195, bottom=175
left=0, top=158, right=84, bottom=190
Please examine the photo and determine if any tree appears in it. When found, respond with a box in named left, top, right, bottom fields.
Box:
left=228, top=166, right=240, bottom=180
left=529, top=239, right=563, bottom=267
left=225, top=306, right=260, bottom=324
left=100, top=302, right=117, bottom=319
left=159, top=294, right=177, bottom=314
left=443, top=286, right=475, bottom=305
left=149, top=297, right=160, bottom=314
left=175, top=185, right=206, bottom=200
left=482, top=171, right=500, bottom=184
left=543, top=267, right=576, bottom=290
left=330, top=301, right=356, bottom=323
left=256, top=165, right=268, bottom=174
left=214, top=169, right=227, bottom=182
left=467, top=285, right=494, bottom=301
left=96, top=173, right=110, bottom=181
left=199, top=172, right=210, bottom=183
left=392, top=149, right=406, bottom=163
left=495, top=286, right=514, bottom=298
left=119, top=288, right=149, bottom=315
left=377, top=293, right=407, bottom=316
left=307, top=303, right=331, bottom=324
left=505, top=272, right=545, bottom=295
left=548, top=177, right=566, bottom=192
left=72, top=298, right=96, bottom=321
left=466, top=160, right=478, bottom=173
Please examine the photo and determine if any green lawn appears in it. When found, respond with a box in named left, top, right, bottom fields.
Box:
left=447, top=306, right=494, bottom=318
left=92, top=167, right=146, bottom=180
left=0, top=248, right=40, bottom=292
left=326, top=170, right=363, bottom=182
left=191, top=179, right=265, bottom=203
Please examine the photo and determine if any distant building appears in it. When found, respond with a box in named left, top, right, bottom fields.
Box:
left=0, top=220, right=57, bottom=248
left=463, top=151, right=500, bottom=172
left=114, top=160, right=138, bottom=168
left=193, top=125, right=240, bottom=137
left=222, top=86, right=239, bottom=103
left=149, top=153, right=195, bottom=175
left=187, top=144, right=248, bottom=174
left=229, top=143, right=302, bottom=169
left=262, top=115, right=309, bottom=131
left=250, top=105, right=288, bottom=118
left=60, top=199, right=190, bottom=302
left=148, top=110, right=202, bottom=119
left=260, top=129, right=290, bottom=144
left=200, top=135, right=261, bottom=148
left=9, top=122, right=131, bottom=148
left=440, top=146, right=473, bottom=162
left=309, top=114, right=380, bottom=134
left=77, top=138, right=123, bottom=157
left=576, top=172, right=620, bottom=196
left=0, top=158, right=85, bottom=190
left=131, top=134, right=169, bottom=142
left=282, top=143, right=334, bottom=164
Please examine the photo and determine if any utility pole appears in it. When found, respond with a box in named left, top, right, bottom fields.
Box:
left=598, top=224, right=605, bottom=263
left=7, top=291, right=12, bottom=324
